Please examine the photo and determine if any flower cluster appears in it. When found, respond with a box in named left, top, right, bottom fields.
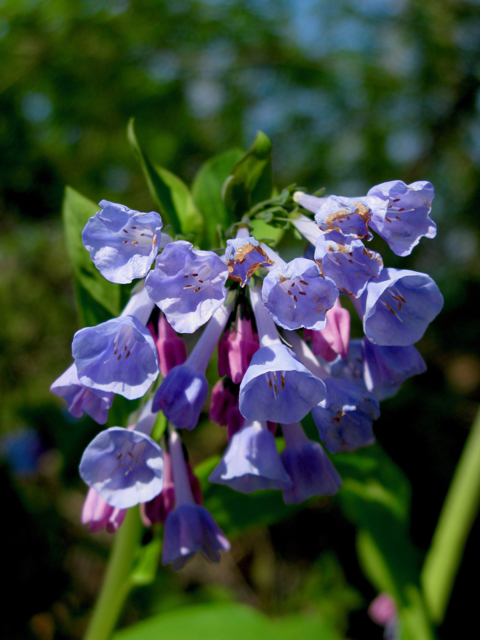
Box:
left=52, top=179, right=442, bottom=569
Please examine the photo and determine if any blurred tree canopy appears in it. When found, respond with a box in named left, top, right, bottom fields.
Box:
left=1, top=1, right=480, bottom=639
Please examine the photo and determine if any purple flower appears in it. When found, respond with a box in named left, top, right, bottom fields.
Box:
left=239, top=343, right=326, bottom=424
left=162, top=430, right=230, bottom=569
left=81, top=488, right=127, bottom=533
left=359, top=268, right=444, bottom=346
left=262, top=257, right=338, bottom=331
left=367, top=180, right=436, bottom=256
left=225, top=234, right=274, bottom=286
left=50, top=363, right=114, bottom=424
left=209, top=420, right=292, bottom=493
left=314, top=231, right=383, bottom=298
left=153, top=302, right=232, bottom=430
left=163, top=504, right=231, bottom=569
left=362, top=338, right=426, bottom=401
left=240, top=286, right=326, bottom=423
left=145, top=240, right=229, bottom=334
left=312, top=377, right=379, bottom=453
left=79, top=426, right=164, bottom=509
left=82, top=200, right=162, bottom=284
left=280, top=422, right=342, bottom=504
left=73, top=315, right=159, bottom=400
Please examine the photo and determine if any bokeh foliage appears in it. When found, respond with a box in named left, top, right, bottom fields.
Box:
left=1, top=0, right=480, bottom=639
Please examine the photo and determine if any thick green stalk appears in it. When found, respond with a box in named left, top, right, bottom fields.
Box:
left=421, top=406, right=480, bottom=623
left=84, top=507, right=143, bottom=640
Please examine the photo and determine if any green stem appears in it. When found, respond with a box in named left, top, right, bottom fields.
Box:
left=84, top=507, right=143, bottom=640
left=421, top=405, right=480, bottom=623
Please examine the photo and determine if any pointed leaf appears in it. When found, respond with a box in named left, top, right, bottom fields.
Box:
left=128, top=119, right=204, bottom=239
left=223, top=131, right=273, bottom=218
left=192, top=148, right=244, bottom=246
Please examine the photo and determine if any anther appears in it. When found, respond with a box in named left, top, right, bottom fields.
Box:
left=281, top=374, right=285, bottom=390
left=298, top=291, right=306, bottom=296
left=274, top=384, right=278, bottom=393
left=194, top=287, right=201, bottom=292
left=123, top=229, right=128, bottom=233
left=117, top=354, right=122, bottom=360
left=131, top=226, right=137, bottom=229
left=116, top=454, right=122, bottom=460
left=299, top=280, right=309, bottom=286
left=268, top=379, right=272, bottom=389
left=132, top=240, right=138, bottom=245
left=385, top=303, right=396, bottom=315
left=126, top=350, right=131, bottom=359
left=114, top=348, right=118, bottom=355
left=123, top=240, right=127, bottom=244
left=128, top=452, right=134, bottom=458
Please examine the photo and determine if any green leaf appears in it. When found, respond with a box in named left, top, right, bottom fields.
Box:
left=62, top=186, right=124, bottom=327
left=129, top=535, right=162, bottom=587
left=223, top=131, right=273, bottom=219
left=192, top=148, right=244, bottom=247
left=335, top=444, right=435, bottom=640
left=196, top=456, right=302, bottom=536
left=127, top=119, right=204, bottom=240
left=113, top=602, right=343, bottom=640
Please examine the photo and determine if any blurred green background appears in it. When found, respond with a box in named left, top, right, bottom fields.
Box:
left=1, top=0, right=479, bottom=638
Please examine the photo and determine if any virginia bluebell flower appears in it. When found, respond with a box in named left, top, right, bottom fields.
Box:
left=153, top=301, right=233, bottom=429
left=50, top=363, right=114, bottom=424
left=361, top=338, right=427, bottom=401
left=209, top=420, right=292, bottom=493
left=82, top=200, right=163, bottom=284
left=72, top=287, right=159, bottom=400
left=367, top=180, right=436, bottom=257
left=314, top=231, right=383, bottom=298
left=239, top=285, right=326, bottom=424
left=145, top=240, right=229, bottom=333
left=357, top=268, right=444, bottom=346
left=79, top=400, right=164, bottom=508
left=280, top=422, right=342, bottom=504
left=162, top=430, right=230, bottom=569
left=225, top=228, right=274, bottom=286
left=294, top=192, right=380, bottom=240
left=261, top=256, right=338, bottom=331
left=287, top=330, right=379, bottom=453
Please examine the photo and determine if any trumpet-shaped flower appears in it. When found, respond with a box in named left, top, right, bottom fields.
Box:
left=162, top=430, right=229, bottom=569
left=312, top=377, right=379, bottom=453
left=50, top=363, right=114, bottom=424
left=367, top=180, right=436, bottom=256
left=314, top=231, right=383, bottom=298
left=362, top=338, right=426, bottom=401
left=153, top=302, right=232, bottom=429
left=239, top=343, right=326, bottom=424
left=145, top=241, right=229, bottom=333
left=359, top=268, right=444, bottom=346
left=209, top=420, right=292, bottom=493
left=262, top=257, right=338, bottom=331
left=82, top=200, right=162, bottom=284
left=225, top=235, right=273, bottom=286
left=79, top=426, right=164, bottom=509
left=73, top=315, right=159, bottom=400
left=280, top=422, right=342, bottom=504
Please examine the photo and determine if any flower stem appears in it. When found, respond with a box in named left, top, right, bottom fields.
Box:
left=421, top=405, right=480, bottom=623
left=84, top=507, right=143, bottom=640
